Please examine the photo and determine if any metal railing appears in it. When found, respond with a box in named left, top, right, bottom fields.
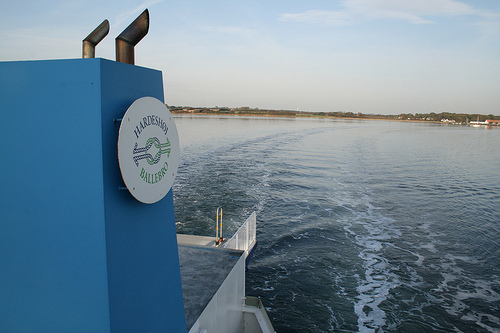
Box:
left=223, top=212, right=256, bottom=255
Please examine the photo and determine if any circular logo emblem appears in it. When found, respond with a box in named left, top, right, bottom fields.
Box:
left=117, top=97, right=180, bottom=204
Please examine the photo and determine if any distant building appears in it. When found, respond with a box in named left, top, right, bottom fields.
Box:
left=469, top=119, right=489, bottom=125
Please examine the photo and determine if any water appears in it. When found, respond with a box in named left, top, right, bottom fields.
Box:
left=172, top=115, right=500, bottom=332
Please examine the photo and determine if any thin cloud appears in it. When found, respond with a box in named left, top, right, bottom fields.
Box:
left=114, top=0, right=164, bottom=28
left=280, top=0, right=498, bottom=25
left=278, top=10, right=354, bottom=26
left=346, top=0, right=482, bottom=22
left=473, top=19, right=500, bottom=41
left=203, top=25, right=255, bottom=38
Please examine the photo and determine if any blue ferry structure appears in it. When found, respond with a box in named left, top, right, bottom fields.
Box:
left=0, top=10, right=274, bottom=333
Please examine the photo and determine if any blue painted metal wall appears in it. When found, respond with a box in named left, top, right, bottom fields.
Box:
left=0, top=58, right=187, bottom=332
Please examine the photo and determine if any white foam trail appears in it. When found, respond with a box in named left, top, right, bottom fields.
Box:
left=429, top=253, right=500, bottom=332
left=346, top=194, right=403, bottom=332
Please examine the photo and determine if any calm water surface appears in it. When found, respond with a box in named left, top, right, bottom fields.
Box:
left=172, top=115, right=500, bottom=332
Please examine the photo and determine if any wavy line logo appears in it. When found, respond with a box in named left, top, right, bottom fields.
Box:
left=118, top=97, right=179, bottom=204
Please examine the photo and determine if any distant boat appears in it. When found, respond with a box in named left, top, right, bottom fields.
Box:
left=471, top=116, right=481, bottom=127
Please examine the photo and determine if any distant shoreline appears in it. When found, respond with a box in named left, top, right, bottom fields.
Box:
left=171, top=110, right=443, bottom=124
left=170, top=107, right=499, bottom=125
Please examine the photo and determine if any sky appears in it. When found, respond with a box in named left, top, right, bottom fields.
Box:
left=1, top=0, right=499, bottom=115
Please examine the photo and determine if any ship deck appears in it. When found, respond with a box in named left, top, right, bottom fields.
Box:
left=178, top=242, right=244, bottom=330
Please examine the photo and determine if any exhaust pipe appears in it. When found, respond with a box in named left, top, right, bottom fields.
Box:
left=116, top=9, right=149, bottom=65
left=82, top=19, right=110, bottom=58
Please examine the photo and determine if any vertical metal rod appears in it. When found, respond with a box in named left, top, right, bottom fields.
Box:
left=216, top=207, right=223, bottom=245
left=220, top=208, right=223, bottom=242
left=216, top=211, right=219, bottom=244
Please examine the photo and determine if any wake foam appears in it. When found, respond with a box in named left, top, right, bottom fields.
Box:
left=342, top=192, right=403, bottom=332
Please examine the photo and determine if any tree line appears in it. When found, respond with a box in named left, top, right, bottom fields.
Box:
left=168, top=106, right=500, bottom=122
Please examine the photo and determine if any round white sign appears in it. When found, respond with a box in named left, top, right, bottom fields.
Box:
left=117, top=97, right=180, bottom=204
